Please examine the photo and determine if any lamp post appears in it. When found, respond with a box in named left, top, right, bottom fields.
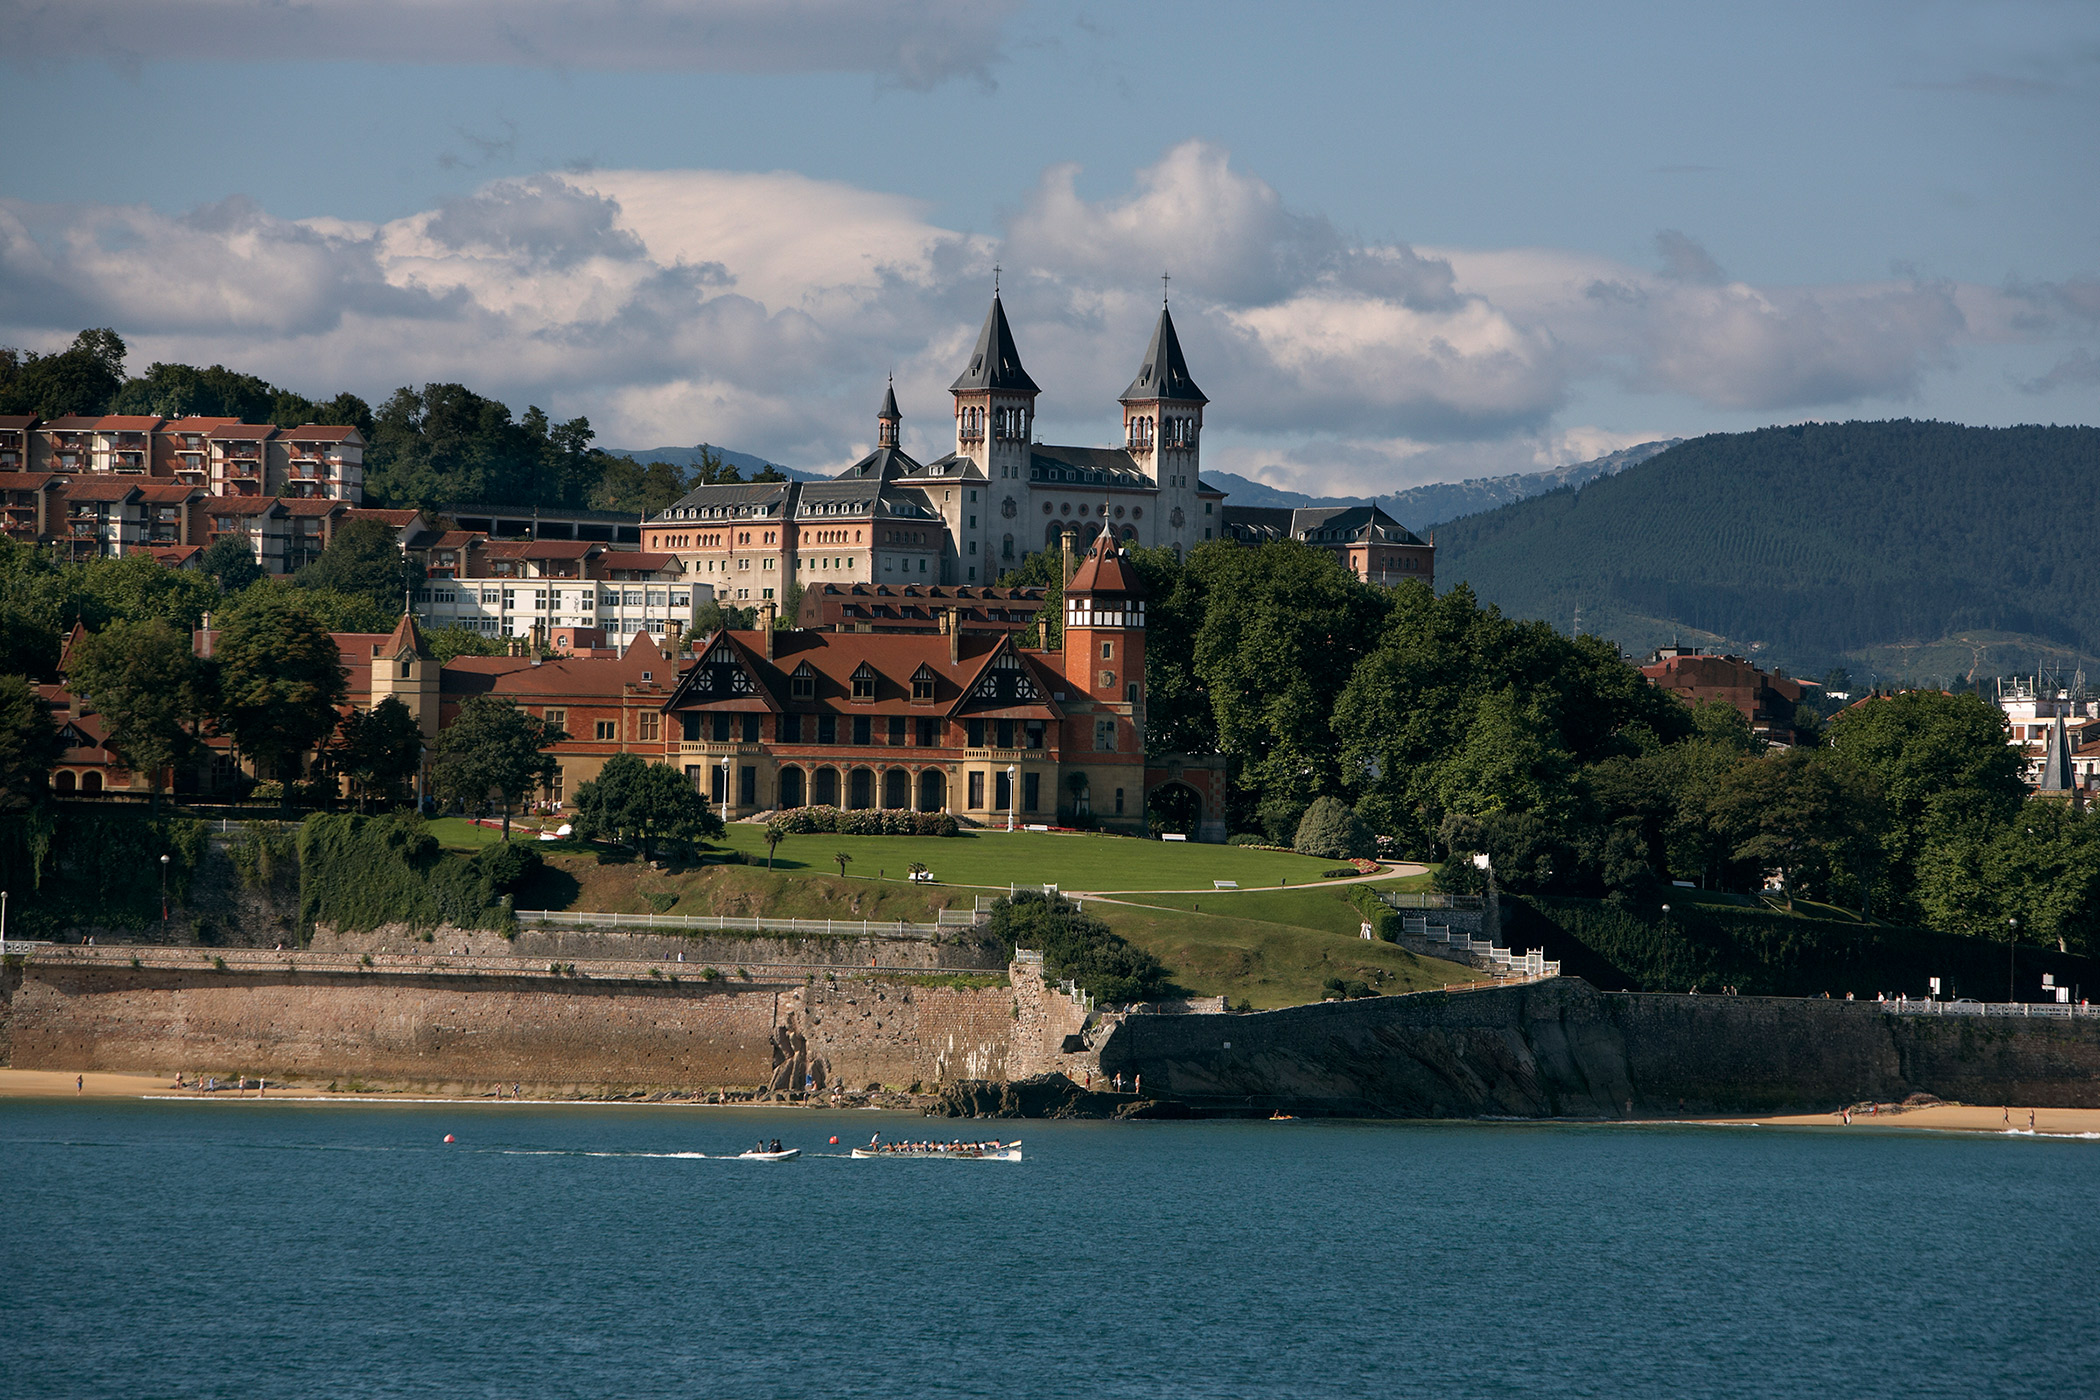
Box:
left=1006, top=765, right=1017, bottom=832
left=1, top=889, right=8, bottom=956
left=719, top=755, right=733, bottom=823
left=159, top=853, right=171, bottom=924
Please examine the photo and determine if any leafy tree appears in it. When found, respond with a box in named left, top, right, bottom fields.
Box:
left=294, top=587, right=397, bottom=635
left=423, top=627, right=507, bottom=664
left=214, top=589, right=347, bottom=804
left=692, top=446, right=744, bottom=485
left=1704, top=749, right=1884, bottom=912
left=0, top=675, right=62, bottom=807
left=111, top=360, right=279, bottom=421
left=1826, top=691, right=2025, bottom=924
left=0, top=329, right=126, bottom=417
left=832, top=850, right=852, bottom=878
left=200, top=536, right=264, bottom=593
left=570, top=753, right=721, bottom=857
left=592, top=455, right=689, bottom=515
left=296, top=517, right=422, bottom=615
left=430, top=695, right=560, bottom=838
left=1293, top=795, right=1372, bottom=859
left=65, top=620, right=214, bottom=811
left=332, top=697, right=424, bottom=812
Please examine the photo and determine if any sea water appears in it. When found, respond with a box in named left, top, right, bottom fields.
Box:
left=2, top=1101, right=2093, bottom=1399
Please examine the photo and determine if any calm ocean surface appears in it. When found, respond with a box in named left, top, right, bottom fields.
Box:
left=2, top=1100, right=2094, bottom=1399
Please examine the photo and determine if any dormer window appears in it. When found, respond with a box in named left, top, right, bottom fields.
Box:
left=911, top=665, right=938, bottom=701
left=851, top=662, right=877, bottom=700
left=791, top=662, right=817, bottom=700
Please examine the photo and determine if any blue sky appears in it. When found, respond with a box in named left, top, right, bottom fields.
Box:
left=2, top=0, right=2094, bottom=491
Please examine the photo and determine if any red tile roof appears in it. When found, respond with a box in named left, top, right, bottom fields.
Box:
left=94, top=415, right=164, bottom=431
left=63, top=479, right=140, bottom=502
left=669, top=628, right=1067, bottom=718
left=279, top=498, right=349, bottom=517
left=41, top=416, right=101, bottom=431
left=208, top=423, right=279, bottom=441
left=0, top=415, right=37, bottom=430
left=281, top=425, right=364, bottom=444
left=1066, top=529, right=1144, bottom=596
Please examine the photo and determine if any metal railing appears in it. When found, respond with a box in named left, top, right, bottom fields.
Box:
left=1377, top=892, right=1485, bottom=911
left=1881, top=999, right=2099, bottom=1019
left=1400, top=916, right=1559, bottom=980
left=513, top=909, right=980, bottom=938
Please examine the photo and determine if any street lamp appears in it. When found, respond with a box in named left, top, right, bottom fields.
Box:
left=159, top=853, right=171, bottom=924
left=1006, top=765, right=1017, bottom=832
left=719, top=755, right=733, bottom=823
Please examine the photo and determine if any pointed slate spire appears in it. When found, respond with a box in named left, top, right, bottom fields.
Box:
left=1120, top=303, right=1206, bottom=404
left=877, top=377, right=901, bottom=448
left=950, top=293, right=1040, bottom=394
left=2041, top=714, right=2073, bottom=791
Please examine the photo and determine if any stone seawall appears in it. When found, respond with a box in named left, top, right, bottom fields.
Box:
left=1094, top=979, right=2100, bottom=1116
left=0, top=957, right=1043, bottom=1094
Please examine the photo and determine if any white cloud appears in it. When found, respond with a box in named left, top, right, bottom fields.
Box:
left=0, top=142, right=2087, bottom=492
left=0, top=0, right=1016, bottom=89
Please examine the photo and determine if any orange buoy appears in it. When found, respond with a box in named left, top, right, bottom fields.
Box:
left=443, top=1134, right=455, bottom=1143
left=829, top=1136, right=839, bottom=1144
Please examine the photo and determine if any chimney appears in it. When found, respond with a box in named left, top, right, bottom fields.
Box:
left=1060, top=526, right=1075, bottom=585
left=944, top=607, right=961, bottom=664
left=759, top=600, right=776, bottom=660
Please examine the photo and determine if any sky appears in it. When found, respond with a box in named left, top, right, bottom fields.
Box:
left=1, top=0, right=2095, bottom=493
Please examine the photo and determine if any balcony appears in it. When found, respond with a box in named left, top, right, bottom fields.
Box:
left=675, top=741, right=765, bottom=758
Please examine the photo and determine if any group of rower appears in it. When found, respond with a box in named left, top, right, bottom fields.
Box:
left=864, top=1136, right=1004, bottom=1155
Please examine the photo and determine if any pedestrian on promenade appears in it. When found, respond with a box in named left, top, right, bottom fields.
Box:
left=76, top=1074, right=82, bottom=1094
left=1134, top=1073, right=1143, bottom=1097
left=2029, top=1110, right=2036, bottom=1130
left=2003, top=1106, right=2010, bottom=1127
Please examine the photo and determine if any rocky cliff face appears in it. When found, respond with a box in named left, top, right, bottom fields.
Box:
left=1091, top=980, right=2100, bottom=1116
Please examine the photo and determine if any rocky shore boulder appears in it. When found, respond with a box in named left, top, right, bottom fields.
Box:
left=931, top=1073, right=1163, bottom=1119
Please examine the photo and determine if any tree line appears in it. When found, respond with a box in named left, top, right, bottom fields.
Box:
left=1006, top=537, right=2100, bottom=956
left=0, top=328, right=787, bottom=515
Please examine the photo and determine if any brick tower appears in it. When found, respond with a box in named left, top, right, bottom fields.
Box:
left=1060, top=525, right=1147, bottom=829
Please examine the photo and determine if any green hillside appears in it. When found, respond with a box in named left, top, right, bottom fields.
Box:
left=1433, top=420, right=2100, bottom=682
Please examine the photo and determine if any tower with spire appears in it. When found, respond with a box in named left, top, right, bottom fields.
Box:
left=950, top=286, right=1039, bottom=482
left=1120, top=290, right=1207, bottom=547
left=876, top=377, right=901, bottom=450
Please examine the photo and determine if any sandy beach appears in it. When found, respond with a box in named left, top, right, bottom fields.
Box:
left=1728, top=1103, right=2100, bottom=1136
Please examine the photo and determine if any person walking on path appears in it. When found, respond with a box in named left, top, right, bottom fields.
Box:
left=76, top=1074, right=82, bottom=1094
left=1134, top=1073, right=1143, bottom=1098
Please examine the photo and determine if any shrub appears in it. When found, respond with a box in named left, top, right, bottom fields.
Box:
left=297, top=812, right=539, bottom=936
left=1322, top=976, right=1374, bottom=1000
left=985, top=890, right=1171, bottom=1005
left=770, top=804, right=957, bottom=837
left=1321, top=867, right=1356, bottom=879
left=1294, top=796, right=1373, bottom=860
left=1227, top=833, right=1266, bottom=846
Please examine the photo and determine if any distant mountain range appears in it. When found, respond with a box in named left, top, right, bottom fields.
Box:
left=1204, top=440, right=1682, bottom=534
left=1432, top=420, right=2100, bottom=684
left=605, top=443, right=823, bottom=482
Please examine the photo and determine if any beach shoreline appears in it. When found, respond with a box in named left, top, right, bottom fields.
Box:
left=5, top=1070, right=2097, bottom=1134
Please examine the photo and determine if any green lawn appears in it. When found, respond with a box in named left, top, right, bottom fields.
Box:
left=427, top=817, right=506, bottom=850
left=711, top=824, right=1352, bottom=893
left=1093, top=902, right=1481, bottom=1009
left=1110, top=881, right=1395, bottom=937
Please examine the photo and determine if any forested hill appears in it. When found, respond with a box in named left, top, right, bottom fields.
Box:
left=1433, top=420, right=2100, bottom=682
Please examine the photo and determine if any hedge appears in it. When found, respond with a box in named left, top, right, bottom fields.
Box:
left=766, top=806, right=959, bottom=838
left=297, top=812, right=540, bottom=938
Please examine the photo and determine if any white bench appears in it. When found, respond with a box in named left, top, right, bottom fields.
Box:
left=1162, top=833, right=1188, bottom=842
left=1213, top=880, right=1238, bottom=890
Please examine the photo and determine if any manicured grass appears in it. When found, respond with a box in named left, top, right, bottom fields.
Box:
left=1091, top=902, right=1481, bottom=1010
left=711, top=824, right=1351, bottom=893
left=516, top=856, right=972, bottom=923
left=427, top=817, right=506, bottom=850
left=1113, top=880, right=1400, bottom=937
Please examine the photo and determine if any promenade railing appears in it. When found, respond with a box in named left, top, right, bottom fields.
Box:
left=1879, top=998, right=2098, bottom=1019
left=1378, top=892, right=1485, bottom=911
left=1399, top=916, right=1559, bottom=981
left=512, top=909, right=980, bottom=939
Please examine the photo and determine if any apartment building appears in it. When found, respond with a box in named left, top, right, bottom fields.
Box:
left=0, top=414, right=365, bottom=502
left=1219, top=503, right=1435, bottom=586
left=410, top=539, right=705, bottom=642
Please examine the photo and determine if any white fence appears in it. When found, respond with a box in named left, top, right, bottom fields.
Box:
left=1400, top=916, right=1560, bottom=980
left=1881, top=999, right=2099, bottom=1019
left=1379, top=892, right=1486, bottom=911
left=513, top=909, right=980, bottom=939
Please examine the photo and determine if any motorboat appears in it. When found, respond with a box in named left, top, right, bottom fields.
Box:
left=851, top=1138, right=1021, bottom=1161
left=736, top=1147, right=801, bottom=1162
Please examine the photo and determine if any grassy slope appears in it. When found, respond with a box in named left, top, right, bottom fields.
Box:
left=710, top=825, right=1346, bottom=891
left=514, top=856, right=970, bottom=922
left=1094, top=902, right=1480, bottom=1009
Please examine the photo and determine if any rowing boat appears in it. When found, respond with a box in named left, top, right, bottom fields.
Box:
left=736, top=1148, right=801, bottom=1162
left=851, top=1140, right=1021, bottom=1161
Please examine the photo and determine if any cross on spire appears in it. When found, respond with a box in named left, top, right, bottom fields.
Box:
left=993, top=263, right=1001, bottom=293
left=1161, top=270, right=1170, bottom=305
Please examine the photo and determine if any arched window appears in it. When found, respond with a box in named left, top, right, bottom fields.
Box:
left=813, top=767, right=840, bottom=806
left=1002, top=533, right=1014, bottom=559
left=778, top=766, right=806, bottom=809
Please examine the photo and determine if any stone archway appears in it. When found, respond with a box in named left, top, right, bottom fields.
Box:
left=848, top=767, right=874, bottom=810
left=881, top=768, right=909, bottom=810
left=82, top=771, right=104, bottom=795
left=813, top=766, right=840, bottom=806
left=55, top=770, right=76, bottom=794
left=778, top=766, right=806, bottom=809
left=1147, top=780, right=1202, bottom=835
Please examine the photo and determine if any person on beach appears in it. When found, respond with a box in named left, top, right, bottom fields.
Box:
left=2004, top=1106, right=2010, bottom=1127
left=1135, top=1073, right=1142, bottom=1097
left=2029, top=1110, right=2036, bottom=1130
left=76, top=1074, right=82, bottom=1094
